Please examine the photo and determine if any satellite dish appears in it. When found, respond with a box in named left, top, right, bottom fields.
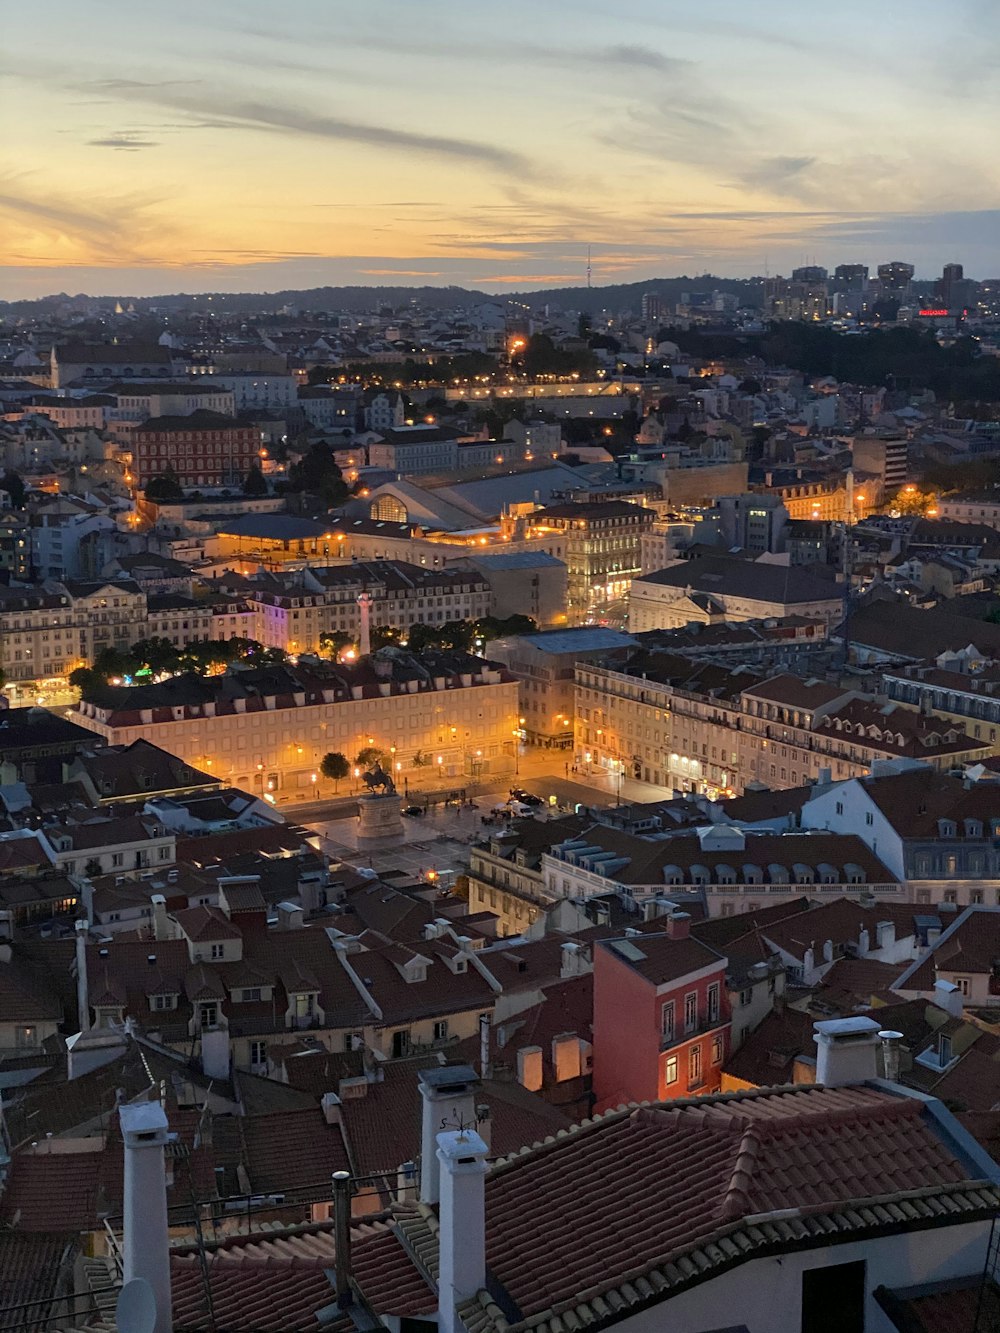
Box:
left=116, top=1278, right=157, bottom=1333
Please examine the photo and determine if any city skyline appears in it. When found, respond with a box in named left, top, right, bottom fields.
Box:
left=3, top=0, right=1000, bottom=298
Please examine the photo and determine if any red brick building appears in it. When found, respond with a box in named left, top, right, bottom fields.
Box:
left=132, top=410, right=259, bottom=489
left=593, top=911, right=731, bottom=1110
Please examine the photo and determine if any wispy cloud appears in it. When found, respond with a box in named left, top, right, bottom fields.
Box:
left=84, top=82, right=536, bottom=177
left=87, top=132, right=160, bottom=151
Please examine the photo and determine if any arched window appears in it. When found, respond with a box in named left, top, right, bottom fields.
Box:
left=371, top=494, right=408, bottom=523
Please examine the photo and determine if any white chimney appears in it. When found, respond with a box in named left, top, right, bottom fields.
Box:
left=418, top=1065, right=480, bottom=1205
left=933, top=978, right=963, bottom=1019
left=75, top=919, right=90, bottom=1032
left=436, top=1129, right=489, bottom=1333
left=814, top=1017, right=882, bottom=1087
left=120, top=1102, right=173, bottom=1333
left=858, top=927, right=870, bottom=957
left=200, top=1026, right=231, bottom=1081
left=151, top=894, right=169, bottom=942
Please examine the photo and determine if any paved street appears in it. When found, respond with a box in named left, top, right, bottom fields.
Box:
left=293, top=750, right=681, bottom=883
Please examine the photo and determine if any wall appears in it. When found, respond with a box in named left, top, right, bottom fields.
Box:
left=72, top=679, right=520, bottom=799
left=801, top=779, right=905, bottom=877
left=593, top=944, right=660, bottom=1108
left=612, top=1220, right=990, bottom=1333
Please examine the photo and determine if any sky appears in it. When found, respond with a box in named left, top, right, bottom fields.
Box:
left=2, top=0, right=999, bottom=299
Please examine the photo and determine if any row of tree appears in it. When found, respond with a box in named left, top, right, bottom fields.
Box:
left=317, top=613, right=537, bottom=658
left=68, top=637, right=288, bottom=691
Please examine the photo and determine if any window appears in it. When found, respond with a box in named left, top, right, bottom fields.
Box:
left=111, top=853, right=124, bottom=868
left=712, top=1033, right=724, bottom=1065
left=661, top=1000, right=675, bottom=1042
left=689, top=1044, right=702, bottom=1085
left=739, top=987, right=753, bottom=1007
left=433, top=1019, right=449, bottom=1041
left=801, top=1260, right=865, bottom=1333
left=664, top=1054, right=678, bottom=1086
left=249, top=1039, right=267, bottom=1066
left=707, top=982, right=720, bottom=1024
left=242, top=987, right=261, bottom=1003
left=955, top=977, right=970, bottom=997
left=864, top=812, right=874, bottom=825
left=200, top=1003, right=218, bottom=1029
left=684, top=991, right=697, bottom=1033
left=210, top=943, right=225, bottom=960
left=835, top=801, right=844, bottom=815
left=151, top=994, right=174, bottom=1012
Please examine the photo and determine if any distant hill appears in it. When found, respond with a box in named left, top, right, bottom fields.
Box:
left=0, top=275, right=766, bottom=319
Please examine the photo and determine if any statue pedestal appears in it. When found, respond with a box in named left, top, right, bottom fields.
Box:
left=356, top=793, right=404, bottom=850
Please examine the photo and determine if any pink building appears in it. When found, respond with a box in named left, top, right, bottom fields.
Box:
left=593, top=912, right=731, bottom=1110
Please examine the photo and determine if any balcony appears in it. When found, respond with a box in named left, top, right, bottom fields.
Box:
left=660, top=1016, right=727, bottom=1051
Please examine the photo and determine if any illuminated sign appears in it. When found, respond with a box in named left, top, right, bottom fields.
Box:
left=918, top=309, right=950, bottom=317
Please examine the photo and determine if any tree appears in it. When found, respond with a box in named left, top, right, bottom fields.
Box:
left=68, top=666, right=99, bottom=692
left=320, top=751, right=350, bottom=790
left=407, top=620, right=474, bottom=653
left=0, top=470, right=26, bottom=509
left=371, top=624, right=404, bottom=650
left=355, top=745, right=385, bottom=770
left=473, top=614, right=538, bottom=643
left=738, top=377, right=762, bottom=395
left=144, top=468, right=183, bottom=501
left=243, top=465, right=268, bottom=497
left=287, top=444, right=349, bottom=507
left=318, top=630, right=354, bottom=658
left=577, top=313, right=593, bottom=339
left=84, top=858, right=103, bottom=879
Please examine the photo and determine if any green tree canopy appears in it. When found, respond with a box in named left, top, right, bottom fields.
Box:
left=320, top=751, right=350, bottom=787
left=144, top=468, right=183, bottom=501
left=243, top=465, right=268, bottom=496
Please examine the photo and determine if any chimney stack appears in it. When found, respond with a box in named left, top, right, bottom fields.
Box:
left=151, top=894, right=169, bottom=942
left=75, top=919, right=90, bottom=1033
left=665, top=911, right=691, bottom=940
left=878, top=1029, right=904, bottom=1083
left=332, top=1170, right=353, bottom=1310
left=436, top=1129, right=489, bottom=1333
left=418, top=1065, right=481, bottom=1205
left=814, top=1016, right=881, bottom=1087
left=200, top=1026, right=231, bottom=1082
left=120, top=1102, right=173, bottom=1333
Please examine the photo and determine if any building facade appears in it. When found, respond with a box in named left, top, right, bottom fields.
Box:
left=132, top=412, right=260, bottom=489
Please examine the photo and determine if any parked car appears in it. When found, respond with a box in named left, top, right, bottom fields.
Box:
left=402, top=805, right=425, bottom=817
left=510, top=789, right=543, bottom=807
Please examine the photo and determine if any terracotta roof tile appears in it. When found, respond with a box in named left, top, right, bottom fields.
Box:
left=484, top=1085, right=978, bottom=1324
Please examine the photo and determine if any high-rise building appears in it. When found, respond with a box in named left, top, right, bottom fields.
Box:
left=877, top=261, right=915, bottom=299
left=641, top=292, right=666, bottom=325
left=833, top=264, right=869, bottom=289
left=791, top=265, right=828, bottom=284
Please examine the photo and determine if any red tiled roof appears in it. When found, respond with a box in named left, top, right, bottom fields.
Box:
left=879, top=1276, right=1000, bottom=1333
left=173, top=904, right=242, bottom=942
left=241, top=1107, right=350, bottom=1193
left=169, top=1220, right=435, bottom=1330
left=597, top=933, right=724, bottom=986
left=484, top=1086, right=971, bottom=1322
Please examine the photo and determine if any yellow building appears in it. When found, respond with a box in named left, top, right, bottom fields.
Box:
left=72, top=650, right=521, bottom=801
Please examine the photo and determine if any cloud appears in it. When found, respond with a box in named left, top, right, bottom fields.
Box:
left=87, top=82, right=536, bottom=177
left=87, top=132, right=160, bottom=151
left=360, top=268, right=446, bottom=276
left=734, top=155, right=817, bottom=194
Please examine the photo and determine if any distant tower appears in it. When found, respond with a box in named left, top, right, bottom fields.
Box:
left=587, top=246, right=592, bottom=290
left=357, top=590, right=372, bottom=657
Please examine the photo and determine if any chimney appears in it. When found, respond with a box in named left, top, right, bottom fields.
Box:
left=878, top=1029, right=904, bottom=1082
left=75, top=919, right=90, bottom=1033
left=932, top=978, right=963, bottom=1019
left=560, top=941, right=584, bottom=978
left=665, top=911, right=691, bottom=940
left=357, top=590, right=372, bottom=656
left=151, top=894, right=169, bottom=942
left=332, top=1170, right=353, bottom=1310
left=479, top=1012, right=491, bottom=1082
left=813, top=1016, right=882, bottom=1087
left=418, top=1065, right=481, bottom=1205
left=436, top=1129, right=489, bottom=1333
left=200, top=1026, right=231, bottom=1081
left=120, top=1102, right=173, bottom=1333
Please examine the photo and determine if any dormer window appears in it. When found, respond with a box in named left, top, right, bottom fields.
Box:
left=95, top=1005, right=123, bottom=1029
left=151, top=992, right=177, bottom=1012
